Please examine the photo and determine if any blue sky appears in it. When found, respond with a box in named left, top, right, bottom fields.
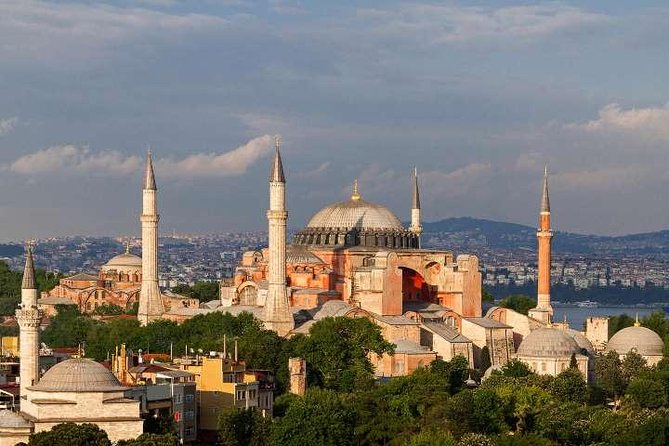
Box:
left=1, top=0, right=669, bottom=239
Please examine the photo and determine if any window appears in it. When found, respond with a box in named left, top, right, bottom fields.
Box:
left=185, top=410, right=194, bottom=420
left=236, top=390, right=246, bottom=401
left=185, top=394, right=194, bottom=403
left=541, top=362, right=546, bottom=372
left=185, top=427, right=194, bottom=437
left=394, top=361, right=405, bottom=374
left=174, top=394, right=182, bottom=404
left=248, top=389, right=257, bottom=400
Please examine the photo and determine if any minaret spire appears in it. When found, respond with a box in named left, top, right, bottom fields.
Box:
left=270, top=136, right=285, bottom=183
left=138, top=148, right=164, bottom=326
left=529, top=166, right=554, bottom=325
left=264, top=135, right=294, bottom=336
left=16, top=242, right=42, bottom=398
left=540, top=164, right=550, bottom=213
left=144, top=148, right=157, bottom=190
left=409, top=168, right=423, bottom=248
left=22, top=241, right=36, bottom=291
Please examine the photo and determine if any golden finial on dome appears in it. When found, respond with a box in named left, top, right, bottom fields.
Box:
left=634, top=313, right=640, bottom=327
left=125, top=238, right=131, bottom=254
left=351, top=179, right=361, bottom=201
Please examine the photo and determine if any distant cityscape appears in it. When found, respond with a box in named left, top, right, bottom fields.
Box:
left=3, top=217, right=669, bottom=296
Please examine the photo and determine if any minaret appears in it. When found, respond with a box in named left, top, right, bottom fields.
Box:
left=138, top=150, right=164, bottom=326
left=409, top=167, right=423, bottom=248
left=529, top=166, right=554, bottom=324
left=264, top=136, right=294, bottom=336
left=16, top=243, right=42, bottom=398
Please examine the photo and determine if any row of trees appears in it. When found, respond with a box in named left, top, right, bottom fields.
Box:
left=217, top=353, right=669, bottom=446
left=0, top=260, right=60, bottom=317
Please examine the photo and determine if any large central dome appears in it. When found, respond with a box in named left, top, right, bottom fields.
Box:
left=306, top=180, right=403, bottom=230
left=293, top=181, right=419, bottom=249
left=306, top=198, right=404, bottom=231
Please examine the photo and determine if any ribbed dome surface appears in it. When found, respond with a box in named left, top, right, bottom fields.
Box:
left=607, top=325, right=663, bottom=357
left=517, top=327, right=581, bottom=358
left=30, top=358, right=126, bottom=392
left=306, top=198, right=403, bottom=231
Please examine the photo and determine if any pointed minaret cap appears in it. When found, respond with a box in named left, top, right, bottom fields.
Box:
left=22, top=242, right=36, bottom=290
left=412, top=167, right=421, bottom=209
left=144, top=148, right=157, bottom=190
left=540, top=165, right=550, bottom=212
left=270, top=136, right=286, bottom=183
left=351, top=179, right=361, bottom=201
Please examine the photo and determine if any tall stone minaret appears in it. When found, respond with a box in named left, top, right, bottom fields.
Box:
left=138, top=150, right=164, bottom=326
left=16, top=243, right=42, bottom=398
left=409, top=167, right=423, bottom=248
left=264, top=136, right=294, bottom=336
left=529, top=166, right=554, bottom=324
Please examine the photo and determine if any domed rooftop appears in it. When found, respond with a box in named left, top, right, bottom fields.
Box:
left=102, top=246, right=142, bottom=273
left=305, top=181, right=404, bottom=231
left=517, top=327, right=581, bottom=358
left=607, top=324, right=663, bottom=357
left=30, top=358, right=127, bottom=392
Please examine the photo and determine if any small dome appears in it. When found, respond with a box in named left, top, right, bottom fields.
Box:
left=102, top=251, right=142, bottom=274
left=306, top=198, right=404, bottom=231
left=30, top=358, right=127, bottom=392
left=607, top=325, right=663, bottom=357
left=517, top=327, right=581, bottom=358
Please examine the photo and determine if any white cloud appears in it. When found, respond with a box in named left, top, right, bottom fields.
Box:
left=357, top=3, right=609, bottom=45
left=7, top=135, right=273, bottom=179
left=157, top=135, right=273, bottom=178
left=0, top=0, right=227, bottom=65
left=0, top=117, right=18, bottom=136
left=568, top=103, right=669, bottom=139
left=9, top=145, right=141, bottom=175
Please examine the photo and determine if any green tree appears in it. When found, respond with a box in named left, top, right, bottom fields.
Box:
left=27, top=423, right=110, bottom=446
left=498, top=360, right=532, bottom=378
left=271, top=388, right=355, bottom=446
left=218, top=408, right=270, bottom=446
left=620, top=351, right=648, bottom=384
left=117, top=433, right=177, bottom=446
left=293, top=317, right=394, bottom=391
left=41, top=306, right=96, bottom=348
left=482, top=290, right=495, bottom=304
left=569, top=353, right=578, bottom=369
left=624, top=377, right=667, bottom=409
left=492, top=433, right=552, bottom=446
left=548, top=368, right=587, bottom=404
left=498, top=295, right=534, bottom=316
left=405, top=429, right=457, bottom=446
left=641, top=310, right=668, bottom=339
left=595, top=351, right=625, bottom=407
left=192, top=281, right=219, bottom=301
left=457, top=433, right=493, bottom=446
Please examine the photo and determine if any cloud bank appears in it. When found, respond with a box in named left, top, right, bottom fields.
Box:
left=7, top=135, right=273, bottom=179
left=569, top=103, right=669, bottom=140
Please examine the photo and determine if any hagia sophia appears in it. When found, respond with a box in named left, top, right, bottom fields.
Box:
left=0, top=137, right=664, bottom=443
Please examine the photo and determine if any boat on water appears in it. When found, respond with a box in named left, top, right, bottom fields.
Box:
left=575, top=300, right=599, bottom=308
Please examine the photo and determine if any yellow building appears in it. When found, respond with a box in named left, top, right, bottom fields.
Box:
left=0, top=337, right=19, bottom=358
left=178, top=356, right=262, bottom=432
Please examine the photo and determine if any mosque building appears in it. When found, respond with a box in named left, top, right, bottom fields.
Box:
left=211, top=137, right=496, bottom=376
left=0, top=247, right=143, bottom=445
left=41, top=152, right=199, bottom=318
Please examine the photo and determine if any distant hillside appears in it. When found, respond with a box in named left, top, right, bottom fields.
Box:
left=422, top=217, right=669, bottom=255
left=0, top=244, right=24, bottom=258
